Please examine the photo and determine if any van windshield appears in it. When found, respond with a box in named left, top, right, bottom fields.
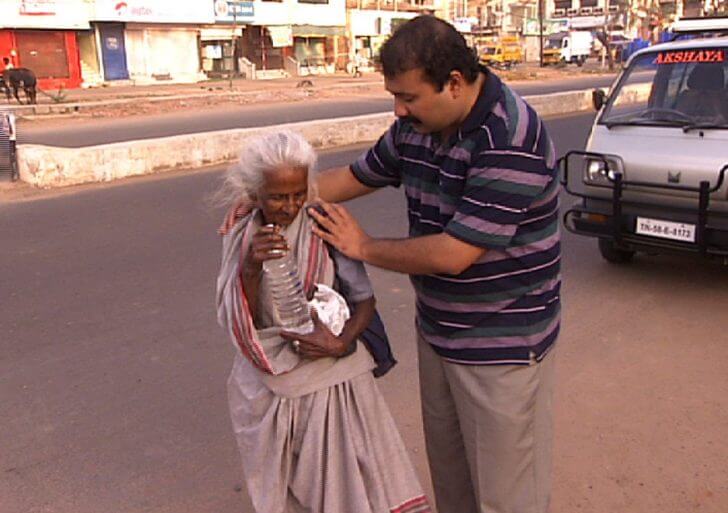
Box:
left=599, top=48, right=728, bottom=130
left=545, top=36, right=563, bottom=50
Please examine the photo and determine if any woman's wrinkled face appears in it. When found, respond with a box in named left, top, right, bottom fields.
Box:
left=257, top=165, right=309, bottom=227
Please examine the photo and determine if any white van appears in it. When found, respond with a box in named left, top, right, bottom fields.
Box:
left=545, top=31, right=593, bottom=66
left=561, top=18, right=728, bottom=263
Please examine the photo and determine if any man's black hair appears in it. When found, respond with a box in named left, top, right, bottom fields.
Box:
left=379, top=15, right=481, bottom=91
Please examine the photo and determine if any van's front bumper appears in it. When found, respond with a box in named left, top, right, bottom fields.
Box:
left=560, top=151, right=728, bottom=258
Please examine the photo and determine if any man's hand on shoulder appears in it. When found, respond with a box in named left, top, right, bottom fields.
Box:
left=308, top=201, right=372, bottom=261
left=308, top=201, right=486, bottom=275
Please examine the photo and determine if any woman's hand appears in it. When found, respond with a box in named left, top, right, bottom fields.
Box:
left=280, top=310, right=351, bottom=359
left=245, top=225, right=288, bottom=274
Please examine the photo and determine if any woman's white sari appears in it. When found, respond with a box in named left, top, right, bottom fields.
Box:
left=217, top=209, right=430, bottom=513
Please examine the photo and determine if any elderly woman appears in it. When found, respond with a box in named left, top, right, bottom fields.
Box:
left=216, top=130, right=430, bottom=513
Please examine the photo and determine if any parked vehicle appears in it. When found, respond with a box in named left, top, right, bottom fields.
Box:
left=560, top=18, right=728, bottom=263
left=479, top=36, right=523, bottom=69
left=543, top=31, right=593, bottom=66
left=593, top=33, right=631, bottom=62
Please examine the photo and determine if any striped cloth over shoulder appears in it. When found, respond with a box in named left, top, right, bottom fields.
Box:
left=351, top=69, right=561, bottom=364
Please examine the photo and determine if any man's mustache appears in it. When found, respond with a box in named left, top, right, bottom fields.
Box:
left=398, top=115, right=422, bottom=125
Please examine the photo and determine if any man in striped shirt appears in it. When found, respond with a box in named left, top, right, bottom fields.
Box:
left=307, top=15, right=560, bottom=513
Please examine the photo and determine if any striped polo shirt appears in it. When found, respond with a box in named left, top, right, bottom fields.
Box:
left=351, top=70, right=561, bottom=364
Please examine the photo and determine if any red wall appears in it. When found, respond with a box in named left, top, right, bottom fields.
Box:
left=0, top=29, right=82, bottom=90
left=0, top=30, right=17, bottom=68
left=56, top=31, right=82, bottom=90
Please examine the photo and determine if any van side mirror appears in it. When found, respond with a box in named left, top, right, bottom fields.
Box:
left=592, top=89, right=607, bottom=111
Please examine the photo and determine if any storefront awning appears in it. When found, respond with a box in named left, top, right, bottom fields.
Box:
left=200, top=27, right=243, bottom=41
left=268, top=26, right=293, bottom=47
left=292, top=25, right=346, bottom=37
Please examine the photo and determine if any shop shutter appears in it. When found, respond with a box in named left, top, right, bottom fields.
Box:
left=15, top=31, right=70, bottom=79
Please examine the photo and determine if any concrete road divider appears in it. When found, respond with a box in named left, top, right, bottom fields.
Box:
left=18, top=86, right=649, bottom=188
left=18, top=113, right=395, bottom=188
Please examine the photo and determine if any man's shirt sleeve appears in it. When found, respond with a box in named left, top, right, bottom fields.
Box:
left=331, top=248, right=374, bottom=304
left=350, top=121, right=402, bottom=188
left=445, top=148, right=552, bottom=250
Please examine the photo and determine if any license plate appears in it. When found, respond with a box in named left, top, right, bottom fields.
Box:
left=635, top=217, right=696, bottom=243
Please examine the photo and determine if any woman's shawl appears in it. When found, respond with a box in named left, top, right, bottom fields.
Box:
left=217, top=207, right=375, bottom=398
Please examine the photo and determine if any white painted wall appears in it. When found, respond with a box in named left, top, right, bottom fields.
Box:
left=0, top=0, right=91, bottom=29
left=349, top=9, right=417, bottom=36
left=124, top=25, right=203, bottom=84
left=252, top=0, right=346, bottom=27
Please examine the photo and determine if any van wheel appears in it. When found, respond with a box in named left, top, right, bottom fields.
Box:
left=598, top=239, right=635, bottom=263
left=577, top=57, right=585, bottom=67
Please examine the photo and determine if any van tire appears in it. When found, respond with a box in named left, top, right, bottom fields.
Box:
left=598, top=239, right=635, bottom=263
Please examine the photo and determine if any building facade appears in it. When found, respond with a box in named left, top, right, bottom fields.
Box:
left=91, top=0, right=213, bottom=84
left=4, top=0, right=722, bottom=88
left=0, top=0, right=87, bottom=90
left=346, top=0, right=432, bottom=68
left=200, top=0, right=254, bottom=78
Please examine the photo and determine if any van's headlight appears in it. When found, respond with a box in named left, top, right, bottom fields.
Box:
left=585, top=159, right=616, bottom=185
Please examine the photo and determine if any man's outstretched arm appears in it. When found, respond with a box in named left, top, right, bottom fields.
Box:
left=317, top=166, right=377, bottom=203
left=309, top=202, right=486, bottom=276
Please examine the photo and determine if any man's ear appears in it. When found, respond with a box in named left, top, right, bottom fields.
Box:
left=448, top=70, right=465, bottom=98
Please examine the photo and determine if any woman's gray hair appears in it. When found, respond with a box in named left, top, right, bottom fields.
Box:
left=216, top=130, right=317, bottom=209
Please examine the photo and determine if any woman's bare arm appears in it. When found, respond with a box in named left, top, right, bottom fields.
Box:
left=280, top=296, right=376, bottom=358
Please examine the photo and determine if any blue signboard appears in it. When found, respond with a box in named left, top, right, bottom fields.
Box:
left=214, top=0, right=254, bottom=23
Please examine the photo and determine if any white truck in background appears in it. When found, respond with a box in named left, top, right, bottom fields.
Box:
left=544, top=31, right=593, bottom=66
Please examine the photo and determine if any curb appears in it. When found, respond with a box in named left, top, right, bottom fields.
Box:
left=17, top=84, right=649, bottom=189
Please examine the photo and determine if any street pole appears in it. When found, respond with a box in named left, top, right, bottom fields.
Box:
left=230, top=4, right=237, bottom=91
left=605, top=0, right=613, bottom=71
left=538, top=0, right=544, bottom=67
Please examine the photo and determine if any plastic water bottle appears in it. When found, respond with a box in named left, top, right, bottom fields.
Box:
left=263, top=246, right=314, bottom=335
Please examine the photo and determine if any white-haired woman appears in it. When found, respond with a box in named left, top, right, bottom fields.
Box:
left=216, top=130, right=430, bottom=513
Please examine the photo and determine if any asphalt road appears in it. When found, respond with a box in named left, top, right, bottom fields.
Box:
left=2, top=111, right=727, bottom=513
left=17, top=74, right=628, bottom=148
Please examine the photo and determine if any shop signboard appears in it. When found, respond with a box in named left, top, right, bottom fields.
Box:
left=93, top=0, right=215, bottom=24
left=522, top=18, right=570, bottom=36
left=4, top=0, right=90, bottom=29
left=214, top=0, right=254, bottom=24
left=453, top=17, right=478, bottom=33
left=19, top=0, right=55, bottom=15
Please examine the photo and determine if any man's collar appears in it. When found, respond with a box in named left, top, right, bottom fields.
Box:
left=458, top=67, right=502, bottom=138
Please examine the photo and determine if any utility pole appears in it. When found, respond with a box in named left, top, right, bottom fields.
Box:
left=538, top=0, right=544, bottom=67
left=230, top=2, right=237, bottom=91
left=605, top=0, right=613, bottom=71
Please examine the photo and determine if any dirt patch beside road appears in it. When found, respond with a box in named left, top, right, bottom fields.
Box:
left=15, top=64, right=615, bottom=126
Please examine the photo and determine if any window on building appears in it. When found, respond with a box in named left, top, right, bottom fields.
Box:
left=297, top=0, right=328, bottom=4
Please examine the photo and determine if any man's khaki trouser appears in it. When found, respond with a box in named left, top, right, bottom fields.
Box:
left=417, top=335, right=555, bottom=513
